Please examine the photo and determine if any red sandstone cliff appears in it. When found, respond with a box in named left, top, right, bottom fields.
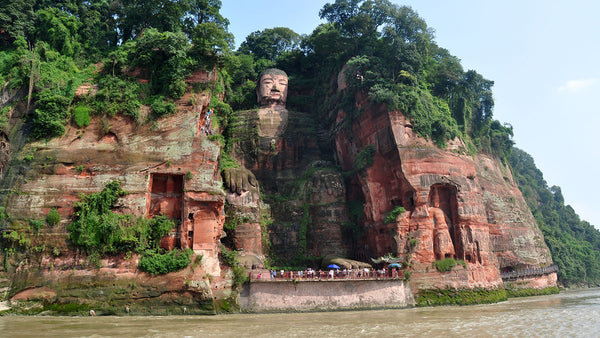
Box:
left=333, top=88, right=555, bottom=290
left=0, top=65, right=557, bottom=312
left=0, top=69, right=234, bottom=312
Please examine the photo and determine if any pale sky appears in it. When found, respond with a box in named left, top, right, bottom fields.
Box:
left=221, top=0, right=600, bottom=228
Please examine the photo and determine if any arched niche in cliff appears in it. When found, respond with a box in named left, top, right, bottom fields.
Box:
left=428, top=185, right=458, bottom=222
left=428, top=184, right=460, bottom=260
left=148, top=173, right=184, bottom=221
left=99, top=131, right=118, bottom=145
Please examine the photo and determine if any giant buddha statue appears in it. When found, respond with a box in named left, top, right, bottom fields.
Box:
left=222, top=68, right=367, bottom=269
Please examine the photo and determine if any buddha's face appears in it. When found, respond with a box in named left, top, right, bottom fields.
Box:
left=257, top=73, right=288, bottom=107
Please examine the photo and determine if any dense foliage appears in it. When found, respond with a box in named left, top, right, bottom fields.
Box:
left=68, top=181, right=172, bottom=254
left=0, top=0, right=233, bottom=138
left=67, top=180, right=190, bottom=274
left=138, top=248, right=193, bottom=275
left=509, top=148, right=600, bottom=286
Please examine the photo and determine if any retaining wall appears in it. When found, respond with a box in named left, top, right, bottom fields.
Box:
left=239, top=279, right=415, bottom=312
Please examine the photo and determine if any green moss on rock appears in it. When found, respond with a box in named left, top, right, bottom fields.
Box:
left=416, top=287, right=508, bottom=306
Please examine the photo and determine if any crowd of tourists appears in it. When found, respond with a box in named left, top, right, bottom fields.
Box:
left=251, top=267, right=404, bottom=280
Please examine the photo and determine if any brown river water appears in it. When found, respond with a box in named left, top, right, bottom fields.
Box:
left=1, top=288, right=598, bottom=337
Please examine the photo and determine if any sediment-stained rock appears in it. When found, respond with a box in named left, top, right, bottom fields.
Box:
left=333, top=92, right=554, bottom=290
left=0, top=65, right=556, bottom=312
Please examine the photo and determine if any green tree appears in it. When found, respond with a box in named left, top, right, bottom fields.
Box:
left=239, top=27, right=302, bottom=62
left=77, top=0, right=120, bottom=56
left=189, top=21, right=233, bottom=62
left=35, top=7, right=81, bottom=56
left=379, top=4, right=433, bottom=79
left=182, top=0, right=230, bottom=36
left=30, top=91, right=71, bottom=139
left=129, top=28, right=192, bottom=98
left=0, top=0, right=35, bottom=46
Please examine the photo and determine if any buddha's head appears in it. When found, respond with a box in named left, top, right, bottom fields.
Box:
left=257, top=68, right=288, bottom=108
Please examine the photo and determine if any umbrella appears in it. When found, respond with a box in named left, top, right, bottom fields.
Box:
left=388, top=263, right=402, bottom=268
left=327, top=264, right=341, bottom=269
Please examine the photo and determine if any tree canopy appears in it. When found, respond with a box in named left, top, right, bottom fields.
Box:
left=0, top=0, right=233, bottom=139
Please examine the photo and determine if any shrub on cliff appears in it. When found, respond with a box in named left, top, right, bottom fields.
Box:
left=30, top=92, right=71, bottom=140
left=150, top=96, right=176, bottom=119
left=220, top=245, right=249, bottom=288
left=92, top=75, right=141, bottom=119
left=46, top=208, right=61, bottom=226
left=352, top=144, right=376, bottom=173
left=434, top=257, right=466, bottom=272
left=139, top=248, right=193, bottom=275
left=72, top=104, right=91, bottom=127
left=68, top=181, right=174, bottom=256
left=384, top=206, right=406, bottom=224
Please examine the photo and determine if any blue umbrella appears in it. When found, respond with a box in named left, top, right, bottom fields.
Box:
left=327, top=264, right=341, bottom=269
left=388, top=263, right=402, bottom=268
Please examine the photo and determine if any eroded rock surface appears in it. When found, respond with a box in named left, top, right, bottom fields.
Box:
left=0, top=65, right=557, bottom=311
left=0, top=69, right=230, bottom=312
left=333, top=94, right=554, bottom=290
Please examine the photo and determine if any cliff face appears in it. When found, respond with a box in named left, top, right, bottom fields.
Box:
left=333, top=90, right=554, bottom=290
left=0, top=66, right=556, bottom=312
left=0, top=70, right=234, bottom=313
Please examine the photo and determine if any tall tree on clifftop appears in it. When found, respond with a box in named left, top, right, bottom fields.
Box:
left=239, top=27, right=302, bottom=62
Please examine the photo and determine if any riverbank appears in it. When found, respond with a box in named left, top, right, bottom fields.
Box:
left=1, top=289, right=598, bottom=337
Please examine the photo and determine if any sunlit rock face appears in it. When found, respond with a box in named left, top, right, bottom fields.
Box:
left=0, top=69, right=230, bottom=309
left=333, top=92, right=554, bottom=289
left=0, top=62, right=557, bottom=312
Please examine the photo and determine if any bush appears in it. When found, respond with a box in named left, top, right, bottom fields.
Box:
left=46, top=208, right=61, bottom=226
left=150, top=96, right=176, bottom=118
left=68, top=181, right=175, bottom=255
left=139, top=248, right=193, bottom=275
left=353, top=144, right=376, bottom=172
left=73, top=104, right=91, bottom=127
left=435, top=257, right=457, bottom=272
left=168, top=79, right=187, bottom=99
left=92, top=75, right=141, bottom=119
left=397, top=84, right=461, bottom=148
left=384, top=206, right=406, bottom=224
left=30, top=91, right=71, bottom=139
left=30, top=219, right=44, bottom=233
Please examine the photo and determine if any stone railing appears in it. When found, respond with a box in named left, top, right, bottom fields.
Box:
left=501, top=264, right=558, bottom=281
